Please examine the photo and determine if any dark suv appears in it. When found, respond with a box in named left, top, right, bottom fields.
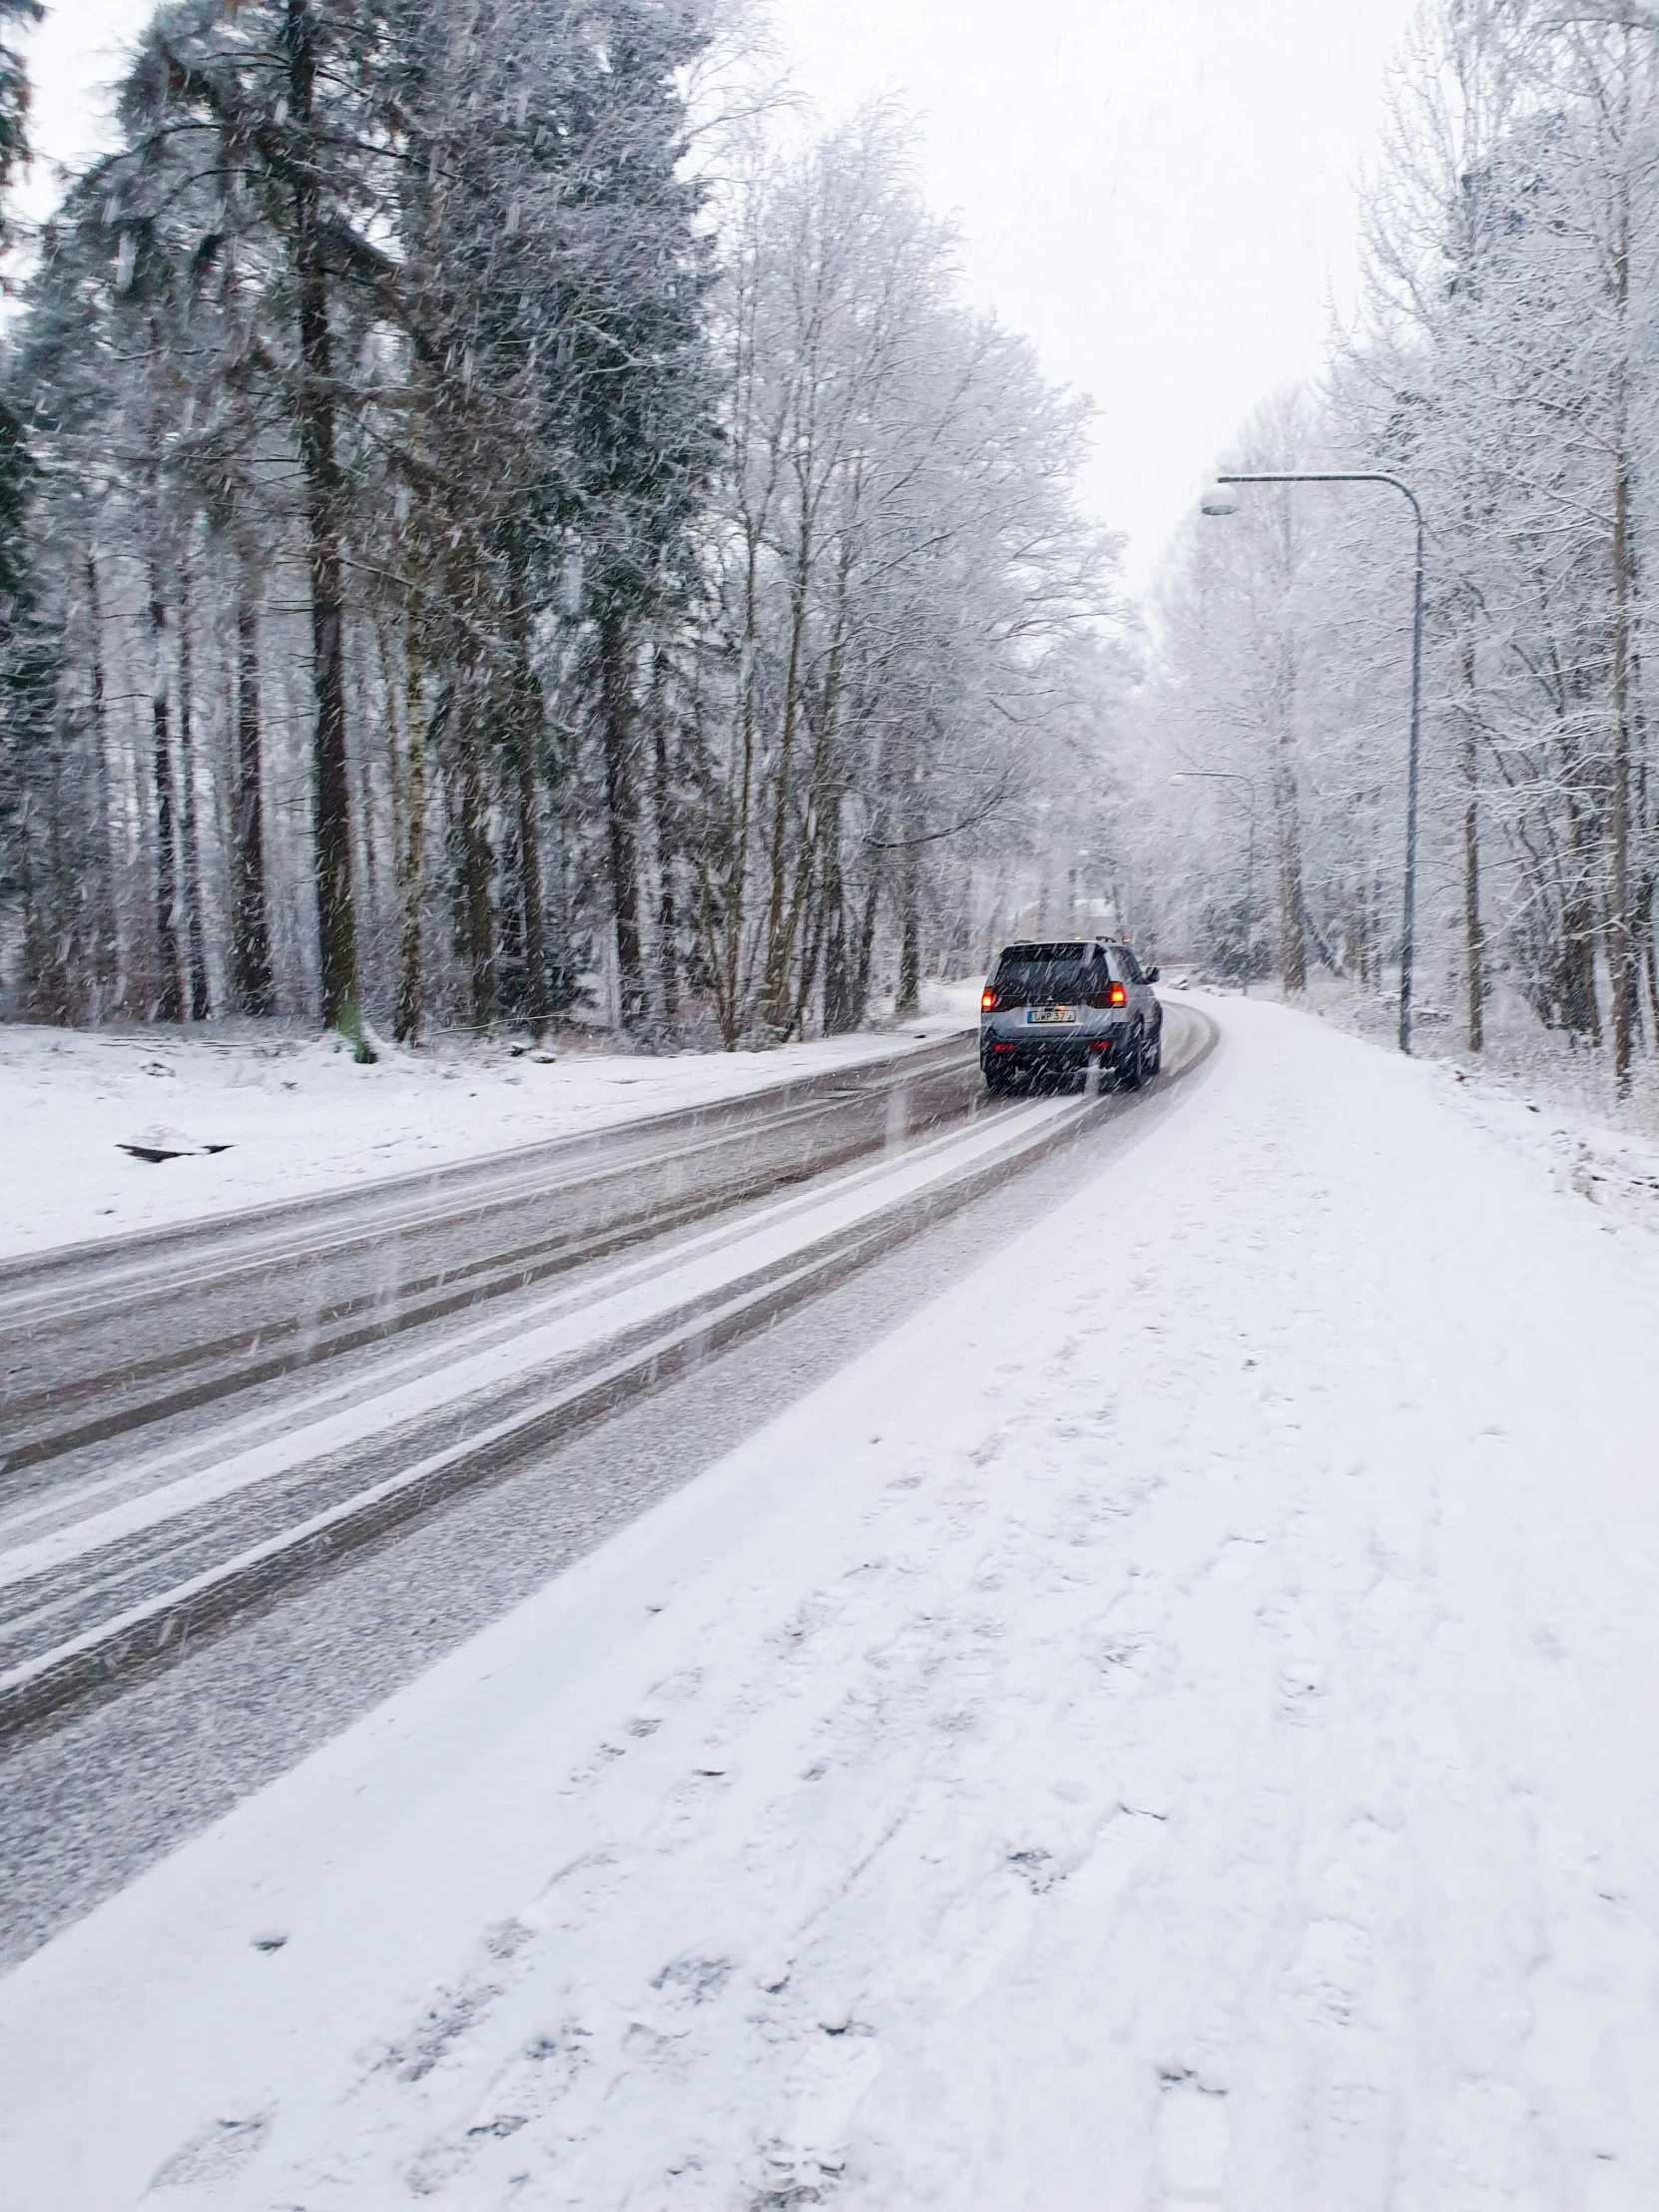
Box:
left=979, top=939, right=1163, bottom=1093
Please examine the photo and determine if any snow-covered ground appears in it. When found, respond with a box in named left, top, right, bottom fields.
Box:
left=1291, top=972, right=1659, bottom=1239
left=6, top=993, right=1659, bottom=2208
left=0, top=986, right=978, bottom=1261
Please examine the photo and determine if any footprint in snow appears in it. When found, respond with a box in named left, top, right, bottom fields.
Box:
left=1157, top=2076, right=1230, bottom=2204
left=147, top=2111, right=272, bottom=2191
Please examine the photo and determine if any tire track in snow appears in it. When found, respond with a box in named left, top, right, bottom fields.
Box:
left=12, top=1000, right=1659, bottom=2208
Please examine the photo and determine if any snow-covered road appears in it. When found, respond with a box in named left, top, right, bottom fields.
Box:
left=5, top=995, right=1659, bottom=2209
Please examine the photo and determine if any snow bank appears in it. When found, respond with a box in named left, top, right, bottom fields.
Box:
left=5, top=994, right=1659, bottom=2207
left=0, top=984, right=978, bottom=1261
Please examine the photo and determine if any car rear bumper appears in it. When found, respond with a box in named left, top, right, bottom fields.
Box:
left=980, top=1030, right=1119, bottom=1073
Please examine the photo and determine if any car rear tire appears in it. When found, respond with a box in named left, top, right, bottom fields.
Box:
left=1118, top=1027, right=1145, bottom=1091
left=1144, top=1022, right=1163, bottom=1079
left=983, top=1060, right=1014, bottom=1096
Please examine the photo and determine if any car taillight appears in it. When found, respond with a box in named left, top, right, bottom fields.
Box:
left=1090, top=1036, right=1113, bottom=1050
left=981, top=987, right=998, bottom=1010
left=1090, top=982, right=1127, bottom=1008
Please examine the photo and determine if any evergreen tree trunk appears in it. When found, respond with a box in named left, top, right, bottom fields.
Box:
left=649, top=647, right=679, bottom=1034
left=177, top=532, right=210, bottom=1021
left=513, top=680, right=548, bottom=1042
left=506, top=550, right=549, bottom=1041
left=510, top=749, right=546, bottom=1040
left=46, top=760, right=75, bottom=1022
left=599, top=607, right=647, bottom=1031
left=232, top=541, right=274, bottom=1014
left=285, top=0, right=357, bottom=1032
left=455, top=678, right=495, bottom=1034
left=83, top=549, right=119, bottom=1015
left=149, top=560, right=183, bottom=1023
left=394, top=585, right=426, bottom=1043
left=348, top=632, right=380, bottom=935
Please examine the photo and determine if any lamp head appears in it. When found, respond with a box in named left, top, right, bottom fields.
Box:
left=1200, top=481, right=1241, bottom=517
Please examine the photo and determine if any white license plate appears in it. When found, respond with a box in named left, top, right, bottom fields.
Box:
left=1026, top=1006, right=1076, bottom=1026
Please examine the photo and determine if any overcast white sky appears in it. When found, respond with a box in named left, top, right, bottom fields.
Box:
left=20, top=0, right=1423, bottom=586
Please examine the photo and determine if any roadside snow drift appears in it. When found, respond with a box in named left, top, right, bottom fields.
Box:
left=0, top=997, right=974, bottom=1260
left=4, top=995, right=1659, bottom=2209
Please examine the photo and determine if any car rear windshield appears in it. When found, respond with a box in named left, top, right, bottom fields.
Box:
left=992, top=944, right=1106, bottom=1007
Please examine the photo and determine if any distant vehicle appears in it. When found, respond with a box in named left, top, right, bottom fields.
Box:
left=979, top=938, right=1163, bottom=1094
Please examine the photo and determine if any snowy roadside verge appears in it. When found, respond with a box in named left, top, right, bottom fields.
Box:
left=1263, top=972, right=1659, bottom=1243
left=0, top=986, right=978, bottom=1261
left=5, top=995, right=1659, bottom=2205
left=1433, top=1060, right=1659, bottom=1243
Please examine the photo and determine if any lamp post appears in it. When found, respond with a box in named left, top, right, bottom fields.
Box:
left=1201, top=471, right=1425, bottom=1056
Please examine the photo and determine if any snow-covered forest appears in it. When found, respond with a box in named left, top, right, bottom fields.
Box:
left=0, top=0, right=1123, bottom=1046
left=9, top=0, right=1659, bottom=1093
left=1129, top=0, right=1659, bottom=1095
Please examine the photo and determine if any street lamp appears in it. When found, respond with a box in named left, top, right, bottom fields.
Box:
left=1201, top=471, right=1425, bottom=1056
left=1173, top=770, right=1257, bottom=992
